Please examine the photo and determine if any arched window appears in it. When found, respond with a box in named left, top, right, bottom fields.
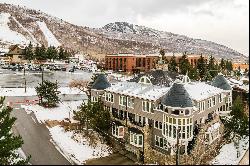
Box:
left=139, top=76, right=152, bottom=85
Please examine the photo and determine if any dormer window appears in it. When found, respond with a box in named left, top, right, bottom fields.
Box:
left=139, top=76, right=152, bottom=85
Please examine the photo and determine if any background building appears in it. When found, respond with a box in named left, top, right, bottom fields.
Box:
left=105, top=53, right=160, bottom=73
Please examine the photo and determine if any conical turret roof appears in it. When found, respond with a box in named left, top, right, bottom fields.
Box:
left=161, top=81, right=193, bottom=108
left=91, top=73, right=111, bottom=90
left=212, top=74, right=232, bottom=90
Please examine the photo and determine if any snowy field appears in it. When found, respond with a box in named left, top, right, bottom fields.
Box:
left=0, top=87, right=84, bottom=97
left=21, top=100, right=84, bottom=123
left=211, top=136, right=249, bottom=165
left=49, top=126, right=112, bottom=164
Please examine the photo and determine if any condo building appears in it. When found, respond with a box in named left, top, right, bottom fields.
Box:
left=90, top=71, right=232, bottom=163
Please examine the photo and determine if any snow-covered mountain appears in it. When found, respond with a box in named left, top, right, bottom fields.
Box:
left=0, top=3, right=247, bottom=60
left=96, top=22, right=247, bottom=59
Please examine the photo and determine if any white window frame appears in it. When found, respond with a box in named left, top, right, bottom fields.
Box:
left=139, top=76, right=152, bottom=85
left=105, top=92, right=114, bottom=103
left=127, top=97, right=134, bottom=108
left=219, top=94, right=222, bottom=103
left=142, top=101, right=153, bottom=113
left=119, top=95, right=126, bottom=106
left=112, top=125, right=124, bottom=138
left=130, top=132, right=143, bottom=147
left=91, top=96, right=97, bottom=102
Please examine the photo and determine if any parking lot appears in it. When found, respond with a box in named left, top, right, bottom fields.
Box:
left=0, top=68, right=93, bottom=88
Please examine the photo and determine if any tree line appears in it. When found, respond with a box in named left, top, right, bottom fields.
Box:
left=24, top=42, right=71, bottom=62
left=159, top=50, right=234, bottom=81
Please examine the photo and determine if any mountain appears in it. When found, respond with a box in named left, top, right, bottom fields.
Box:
left=96, top=22, right=247, bottom=59
left=0, top=3, right=247, bottom=60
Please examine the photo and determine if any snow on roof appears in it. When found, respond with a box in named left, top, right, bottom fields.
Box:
left=105, top=81, right=170, bottom=101
left=228, top=78, right=243, bottom=86
left=36, top=21, right=61, bottom=47
left=207, top=122, right=220, bottom=132
left=184, top=82, right=225, bottom=101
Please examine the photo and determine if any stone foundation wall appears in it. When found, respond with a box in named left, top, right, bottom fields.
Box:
left=143, top=116, right=225, bottom=165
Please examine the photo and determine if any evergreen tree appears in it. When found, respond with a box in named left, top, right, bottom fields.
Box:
left=35, top=80, right=61, bottom=107
left=92, top=99, right=111, bottom=132
left=179, top=53, right=190, bottom=75
left=74, top=99, right=93, bottom=132
left=46, top=46, right=54, bottom=61
left=24, top=42, right=34, bottom=62
left=34, top=44, right=41, bottom=60
left=220, top=58, right=226, bottom=72
left=40, top=44, right=47, bottom=60
left=58, top=47, right=65, bottom=60
left=73, top=99, right=111, bottom=133
left=168, top=55, right=178, bottom=72
left=207, top=56, right=218, bottom=79
left=188, top=66, right=199, bottom=80
left=0, top=97, right=30, bottom=165
left=226, top=60, right=233, bottom=75
left=224, top=96, right=249, bottom=139
left=197, top=55, right=207, bottom=80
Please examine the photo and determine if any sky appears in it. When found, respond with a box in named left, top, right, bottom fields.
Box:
left=0, top=0, right=249, bottom=56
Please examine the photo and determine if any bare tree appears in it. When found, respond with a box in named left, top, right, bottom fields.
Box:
left=69, top=80, right=90, bottom=98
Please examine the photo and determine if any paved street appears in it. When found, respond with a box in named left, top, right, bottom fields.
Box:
left=85, top=153, right=135, bottom=165
left=6, top=97, right=71, bottom=165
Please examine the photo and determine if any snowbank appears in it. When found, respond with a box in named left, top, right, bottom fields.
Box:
left=0, top=87, right=84, bottom=97
left=207, top=122, right=220, bottom=132
left=36, top=21, right=61, bottom=47
left=49, top=126, right=112, bottom=164
left=211, top=136, right=249, bottom=165
left=21, top=100, right=83, bottom=123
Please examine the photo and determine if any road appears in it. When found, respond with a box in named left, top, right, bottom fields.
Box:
left=239, top=149, right=249, bottom=165
left=6, top=96, right=71, bottom=165
left=85, top=153, right=135, bottom=165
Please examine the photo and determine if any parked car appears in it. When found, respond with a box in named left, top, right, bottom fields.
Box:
left=69, top=68, right=74, bottom=72
left=61, top=67, right=66, bottom=71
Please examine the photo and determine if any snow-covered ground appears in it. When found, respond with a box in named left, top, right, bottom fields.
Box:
left=49, top=126, right=112, bottom=164
left=11, top=148, right=29, bottom=164
left=211, top=136, right=249, bottom=165
left=107, top=73, right=134, bottom=82
left=0, top=13, right=28, bottom=45
left=0, top=87, right=84, bottom=97
left=36, top=21, right=61, bottom=47
left=21, top=100, right=83, bottom=123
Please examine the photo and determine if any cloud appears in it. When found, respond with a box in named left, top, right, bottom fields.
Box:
left=0, top=0, right=248, bottom=56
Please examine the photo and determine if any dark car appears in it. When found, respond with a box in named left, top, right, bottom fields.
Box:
left=61, top=67, right=66, bottom=71
left=69, top=68, right=74, bottom=72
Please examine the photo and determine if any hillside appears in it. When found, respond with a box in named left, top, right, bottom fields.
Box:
left=0, top=3, right=247, bottom=60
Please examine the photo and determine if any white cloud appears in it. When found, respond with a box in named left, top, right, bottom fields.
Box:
left=0, top=0, right=248, bottom=56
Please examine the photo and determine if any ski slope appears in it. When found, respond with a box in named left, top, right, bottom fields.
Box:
left=0, top=13, right=28, bottom=45
left=36, top=21, right=61, bottom=47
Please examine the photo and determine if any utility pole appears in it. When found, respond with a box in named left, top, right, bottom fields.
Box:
left=24, top=67, right=26, bottom=93
left=176, top=128, right=180, bottom=165
left=41, top=65, right=44, bottom=85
